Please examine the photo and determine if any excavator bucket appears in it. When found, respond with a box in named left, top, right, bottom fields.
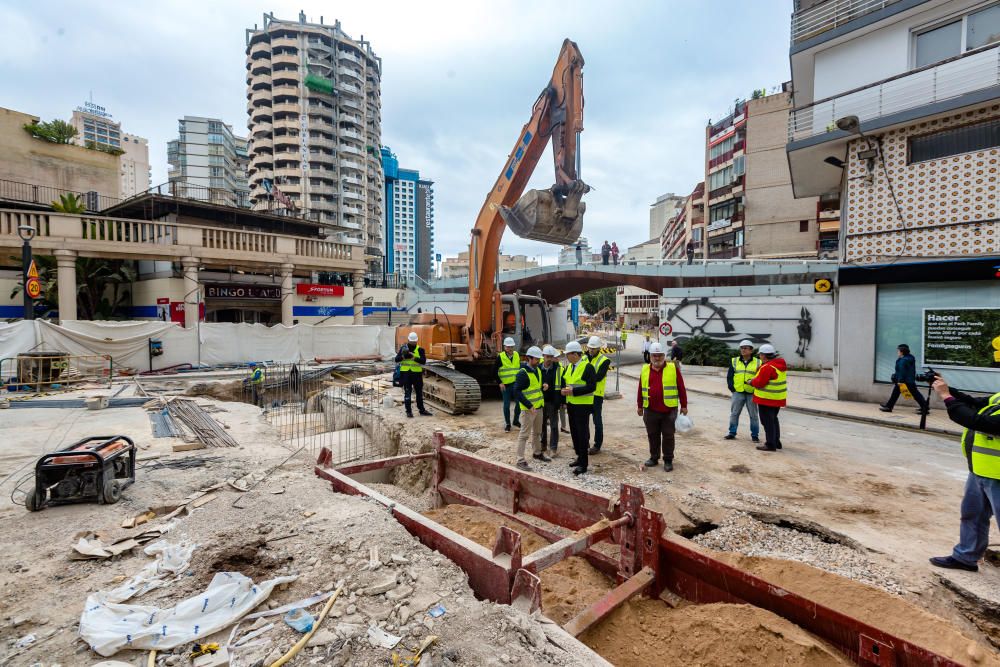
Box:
left=500, top=188, right=585, bottom=245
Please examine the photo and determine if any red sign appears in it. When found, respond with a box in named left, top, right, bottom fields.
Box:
left=170, top=301, right=205, bottom=324
left=156, top=297, right=169, bottom=305
left=296, top=283, right=345, bottom=297
left=659, top=322, right=673, bottom=336
left=25, top=277, right=41, bottom=299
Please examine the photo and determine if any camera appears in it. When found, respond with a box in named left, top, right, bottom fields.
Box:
left=915, top=367, right=938, bottom=383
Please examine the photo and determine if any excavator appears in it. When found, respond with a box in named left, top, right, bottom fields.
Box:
left=395, top=39, right=590, bottom=414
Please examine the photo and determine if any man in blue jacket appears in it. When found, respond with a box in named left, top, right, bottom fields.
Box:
left=880, top=344, right=929, bottom=415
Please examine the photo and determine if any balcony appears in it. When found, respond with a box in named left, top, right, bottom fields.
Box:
left=272, top=52, right=300, bottom=67
left=340, top=159, right=364, bottom=172
left=791, top=0, right=902, bottom=45
left=342, top=189, right=363, bottom=201
left=338, top=51, right=362, bottom=66
left=339, top=66, right=363, bottom=81
left=339, top=128, right=363, bottom=142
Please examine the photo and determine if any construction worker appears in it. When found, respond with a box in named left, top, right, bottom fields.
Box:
left=395, top=332, right=432, bottom=418
left=513, top=346, right=549, bottom=470
left=496, top=337, right=522, bottom=432
left=749, top=343, right=786, bottom=452
left=638, top=342, right=688, bottom=472
left=725, top=340, right=761, bottom=443
left=539, top=345, right=563, bottom=456
left=927, top=374, right=1000, bottom=572
left=585, top=336, right=611, bottom=455
left=249, top=362, right=265, bottom=407
left=560, top=340, right=597, bottom=476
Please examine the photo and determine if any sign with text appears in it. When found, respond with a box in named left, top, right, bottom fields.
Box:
left=296, top=284, right=345, bottom=297
left=204, top=284, right=281, bottom=300
left=923, top=308, right=1000, bottom=371
left=169, top=302, right=205, bottom=324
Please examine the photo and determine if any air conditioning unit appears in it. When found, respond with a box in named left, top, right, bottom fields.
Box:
left=818, top=251, right=838, bottom=260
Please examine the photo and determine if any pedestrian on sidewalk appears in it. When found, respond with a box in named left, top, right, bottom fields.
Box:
left=725, top=340, right=761, bottom=443
left=539, top=345, right=563, bottom=457
left=669, top=339, right=684, bottom=363
left=880, top=344, right=929, bottom=415
left=686, top=241, right=696, bottom=265
left=749, top=344, right=786, bottom=452
left=495, top=337, right=522, bottom=432
left=642, top=335, right=652, bottom=364
left=513, top=346, right=549, bottom=470
left=601, top=241, right=611, bottom=265
left=585, top=336, right=612, bottom=455
left=611, top=242, right=620, bottom=265
left=928, top=374, right=1000, bottom=573
left=575, top=241, right=583, bottom=265
left=638, top=342, right=688, bottom=472
left=395, top=332, right=433, bottom=418
left=560, top=341, right=597, bottom=476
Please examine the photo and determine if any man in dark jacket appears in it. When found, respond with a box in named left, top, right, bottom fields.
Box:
left=880, top=344, right=929, bottom=414
left=928, top=374, right=1000, bottom=572
left=560, top=341, right=598, bottom=476
left=539, top=345, right=563, bottom=456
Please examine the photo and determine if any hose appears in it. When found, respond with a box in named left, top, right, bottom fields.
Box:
left=269, top=585, right=343, bottom=667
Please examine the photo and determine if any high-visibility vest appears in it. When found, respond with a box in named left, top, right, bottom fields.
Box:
left=753, top=363, right=787, bottom=402
left=519, top=366, right=544, bottom=409
left=399, top=345, right=424, bottom=373
left=731, top=357, right=760, bottom=394
left=590, top=353, right=611, bottom=398
left=251, top=368, right=264, bottom=385
left=962, top=392, right=1000, bottom=480
left=498, top=351, right=521, bottom=384
left=640, top=363, right=678, bottom=408
left=562, top=359, right=594, bottom=405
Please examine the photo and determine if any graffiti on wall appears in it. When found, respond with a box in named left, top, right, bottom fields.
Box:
left=663, top=297, right=814, bottom=358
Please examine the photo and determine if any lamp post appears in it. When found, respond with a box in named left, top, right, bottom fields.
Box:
left=17, top=225, right=36, bottom=320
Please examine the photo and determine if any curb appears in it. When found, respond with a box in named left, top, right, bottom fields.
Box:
left=617, top=369, right=959, bottom=439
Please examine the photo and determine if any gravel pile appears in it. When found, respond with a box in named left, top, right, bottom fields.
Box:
left=693, top=512, right=905, bottom=596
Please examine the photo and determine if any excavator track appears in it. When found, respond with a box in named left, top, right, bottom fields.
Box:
left=422, top=365, right=482, bottom=415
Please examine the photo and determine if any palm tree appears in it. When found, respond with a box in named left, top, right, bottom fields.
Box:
left=51, top=193, right=87, bottom=213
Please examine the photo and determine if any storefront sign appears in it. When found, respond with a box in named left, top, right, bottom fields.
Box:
left=296, top=283, right=345, bottom=297
left=923, top=308, right=1000, bottom=371
left=169, top=302, right=205, bottom=324
left=205, top=284, right=281, bottom=300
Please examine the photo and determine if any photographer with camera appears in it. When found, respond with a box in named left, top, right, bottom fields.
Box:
left=395, top=332, right=432, bottom=419
left=879, top=344, right=929, bottom=415
left=927, top=373, right=1000, bottom=572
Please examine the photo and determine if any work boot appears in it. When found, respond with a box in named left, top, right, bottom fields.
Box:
left=418, top=409, right=432, bottom=416
left=929, top=556, right=978, bottom=572
left=572, top=466, right=587, bottom=476
left=724, top=434, right=736, bottom=440
left=504, top=424, right=511, bottom=433
left=587, top=446, right=601, bottom=455
left=567, top=460, right=581, bottom=468
left=643, top=458, right=658, bottom=467
left=751, top=436, right=761, bottom=443
left=513, top=420, right=522, bottom=427
left=776, top=442, right=783, bottom=450
left=516, top=460, right=531, bottom=471
left=878, top=405, right=892, bottom=412
left=560, top=427, right=570, bottom=434
left=755, top=445, right=776, bottom=452
left=532, top=453, right=552, bottom=463
left=663, top=461, right=673, bottom=472
left=406, top=412, right=414, bottom=419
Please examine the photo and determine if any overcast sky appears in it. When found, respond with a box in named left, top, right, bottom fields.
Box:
left=0, top=0, right=792, bottom=262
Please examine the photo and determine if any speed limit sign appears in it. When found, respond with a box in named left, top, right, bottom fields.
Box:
left=659, top=322, right=673, bottom=336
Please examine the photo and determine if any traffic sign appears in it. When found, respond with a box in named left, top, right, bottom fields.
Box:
left=814, top=278, right=832, bottom=293
left=26, top=259, right=39, bottom=279
left=659, top=322, right=673, bottom=336
left=25, top=277, right=41, bottom=299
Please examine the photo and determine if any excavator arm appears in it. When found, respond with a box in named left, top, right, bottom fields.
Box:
left=465, top=38, right=589, bottom=358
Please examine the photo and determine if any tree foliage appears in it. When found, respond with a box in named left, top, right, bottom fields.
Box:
left=680, top=334, right=739, bottom=367
left=8, top=256, right=136, bottom=320
left=84, top=140, right=125, bottom=156
left=51, top=193, right=87, bottom=213
left=580, top=287, right=616, bottom=316
left=23, top=119, right=78, bottom=144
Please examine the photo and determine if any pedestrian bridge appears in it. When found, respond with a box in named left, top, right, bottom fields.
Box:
left=428, top=259, right=839, bottom=302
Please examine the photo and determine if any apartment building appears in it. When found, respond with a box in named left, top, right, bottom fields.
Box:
left=70, top=101, right=151, bottom=198
left=660, top=182, right=705, bottom=259
left=785, top=0, right=1000, bottom=401
left=416, top=179, right=435, bottom=281
left=381, top=147, right=435, bottom=280
left=167, top=116, right=251, bottom=208
left=440, top=252, right=537, bottom=279
left=648, top=192, right=685, bottom=240
left=245, top=11, right=383, bottom=270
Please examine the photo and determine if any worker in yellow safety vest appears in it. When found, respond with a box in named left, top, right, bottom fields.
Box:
left=495, top=337, right=522, bottom=432
left=928, top=374, right=1000, bottom=573
left=249, top=362, right=265, bottom=407
left=638, top=342, right=689, bottom=472
left=585, top=336, right=612, bottom=455
left=749, top=344, right=787, bottom=452
left=395, top=332, right=432, bottom=418
left=725, top=340, right=761, bottom=444
left=560, top=341, right=597, bottom=476
left=512, top=346, right=548, bottom=470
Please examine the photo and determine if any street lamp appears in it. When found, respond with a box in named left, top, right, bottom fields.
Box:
left=17, top=225, right=36, bottom=320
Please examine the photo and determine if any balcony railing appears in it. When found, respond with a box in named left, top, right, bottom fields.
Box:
left=789, top=44, right=1000, bottom=142
left=791, top=0, right=901, bottom=44
left=0, top=178, right=120, bottom=211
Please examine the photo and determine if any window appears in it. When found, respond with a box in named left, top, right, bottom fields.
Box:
left=709, top=136, right=734, bottom=160
left=914, top=4, right=1000, bottom=67
left=708, top=166, right=733, bottom=191
left=799, top=220, right=809, bottom=233
left=909, top=118, right=1000, bottom=162
left=709, top=200, right=736, bottom=222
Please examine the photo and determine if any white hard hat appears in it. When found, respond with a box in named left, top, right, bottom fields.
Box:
left=587, top=336, right=603, bottom=349
left=649, top=342, right=665, bottom=355
left=739, top=339, right=753, bottom=347
left=542, top=345, right=558, bottom=356
left=526, top=346, right=543, bottom=359
left=759, top=343, right=776, bottom=355
left=503, top=337, right=515, bottom=348
left=565, top=341, right=583, bottom=353
left=407, top=332, right=419, bottom=342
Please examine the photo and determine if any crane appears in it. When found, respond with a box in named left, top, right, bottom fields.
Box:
left=396, top=39, right=590, bottom=414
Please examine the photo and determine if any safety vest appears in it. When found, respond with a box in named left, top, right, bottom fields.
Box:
left=962, top=392, right=1000, bottom=480
left=520, top=366, right=544, bottom=409
left=731, top=357, right=761, bottom=394
left=562, top=359, right=594, bottom=405
left=590, top=353, right=611, bottom=398
left=753, top=363, right=787, bottom=402
left=498, top=351, right=521, bottom=384
left=399, top=345, right=424, bottom=373
left=250, top=368, right=264, bottom=385
left=640, top=363, right=678, bottom=408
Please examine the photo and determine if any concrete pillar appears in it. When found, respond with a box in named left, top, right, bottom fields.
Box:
left=353, top=270, right=365, bottom=324
left=280, top=263, right=294, bottom=327
left=54, top=249, right=78, bottom=321
left=181, top=257, right=201, bottom=329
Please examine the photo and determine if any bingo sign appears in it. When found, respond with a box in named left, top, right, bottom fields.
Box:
left=25, top=260, right=42, bottom=299
left=659, top=322, right=673, bottom=336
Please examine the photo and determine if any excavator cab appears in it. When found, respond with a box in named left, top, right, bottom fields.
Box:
left=500, top=182, right=588, bottom=245
left=499, top=293, right=551, bottom=353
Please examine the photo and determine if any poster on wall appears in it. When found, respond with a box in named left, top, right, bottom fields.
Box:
left=922, top=308, right=1000, bottom=371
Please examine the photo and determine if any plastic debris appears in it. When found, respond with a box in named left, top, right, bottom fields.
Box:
left=428, top=604, right=446, bottom=618
left=367, top=625, right=402, bottom=649
left=283, top=608, right=315, bottom=633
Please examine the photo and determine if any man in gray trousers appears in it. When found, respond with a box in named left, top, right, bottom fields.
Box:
left=724, top=340, right=761, bottom=443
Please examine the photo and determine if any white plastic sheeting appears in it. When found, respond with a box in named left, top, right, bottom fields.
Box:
left=0, top=320, right=397, bottom=371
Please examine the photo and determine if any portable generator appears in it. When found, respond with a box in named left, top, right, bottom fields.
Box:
left=26, top=435, right=136, bottom=511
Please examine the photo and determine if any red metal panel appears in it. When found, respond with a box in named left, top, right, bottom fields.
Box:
left=511, top=569, right=542, bottom=615
left=639, top=507, right=665, bottom=599
left=616, top=485, right=645, bottom=583
left=562, top=567, right=655, bottom=638
left=492, top=525, right=523, bottom=573
left=333, top=452, right=435, bottom=476
left=521, top=517, right=622, bottom=574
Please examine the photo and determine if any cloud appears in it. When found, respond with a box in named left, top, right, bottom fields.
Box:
left=0, top=0, right=792, bottom=260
